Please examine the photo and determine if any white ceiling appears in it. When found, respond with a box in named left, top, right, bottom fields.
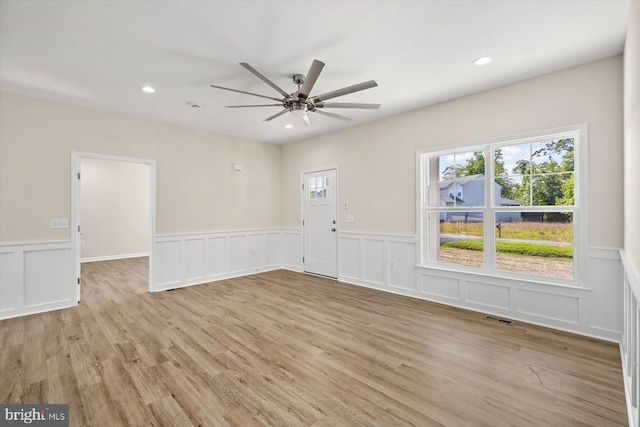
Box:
left=0, top=1, right=630, bottom=145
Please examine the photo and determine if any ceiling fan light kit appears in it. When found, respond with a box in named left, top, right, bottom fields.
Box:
left=210, top=59, right=380, bottom=127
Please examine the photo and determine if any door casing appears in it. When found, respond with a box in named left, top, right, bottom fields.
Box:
left=71, top=151, right=157, bottom=302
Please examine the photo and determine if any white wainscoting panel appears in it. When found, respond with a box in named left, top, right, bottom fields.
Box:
left=518, top=289, right=579, bottom=324
left=265, top=232, right=282, bottom=269
left=389, top=241, right=417, bottom=291
left=248, top=234, right=265, bottom=271
left=0, top=241, right=75, bottom=320
left=421, top=274, right=460, bottom=300
left=0, top=252, right=15, bottom=312
left=587, top=247, right=624, bottom=335
left=152, top=229, right=285, bottom=292
left=362, top=239, right=385, bottom=285
left=207, top=237, right=227, bottom=276
left=185, top=238, right=205, bottom=281
left=339, top=236, right=361, bottom=280
left=24, top=249, right=72, bottom=308
left=155, top=240, right=181, bottom=287
left=339, top=233, right=416, bottom=293
left=466, top=281, right=510, bottom=310
left=621, top=250, right=640, bottom=427
left=283, top=229, right=302, bottom=271
left=229, top=236, right=247, bottom=274
left=415, top=249, right=620, bottom=341
left=336, top=232, right=622, bottom=342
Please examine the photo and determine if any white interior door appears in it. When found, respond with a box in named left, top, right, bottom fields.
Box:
left=303, top=169, right=338, bottom=278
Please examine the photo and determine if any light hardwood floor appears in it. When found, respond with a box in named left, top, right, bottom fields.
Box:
left=0, top=257, right=628, bottom=426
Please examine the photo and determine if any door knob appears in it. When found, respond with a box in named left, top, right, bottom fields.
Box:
left=331, top=228, right=336, bottom=232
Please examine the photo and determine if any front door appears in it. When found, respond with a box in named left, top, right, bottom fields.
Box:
left=303, top=169, right=337, bottom=278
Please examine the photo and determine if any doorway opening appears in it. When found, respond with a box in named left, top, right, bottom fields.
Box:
left=71, top=152, right=156, bottom=303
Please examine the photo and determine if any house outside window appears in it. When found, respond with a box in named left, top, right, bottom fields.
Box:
left=417, top=125, right=587, bottom=285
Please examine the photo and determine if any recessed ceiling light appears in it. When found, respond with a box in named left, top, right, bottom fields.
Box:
left=141, top=86, right=155, bottom=93
left=285, top=124, right=294, bottom=129
left=472, top=56, right=493, bottom=66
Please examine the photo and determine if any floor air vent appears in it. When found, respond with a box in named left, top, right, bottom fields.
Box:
left=485, top=315, right=513, bottom=326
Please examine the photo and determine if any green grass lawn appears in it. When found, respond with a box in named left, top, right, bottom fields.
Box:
left=441, top=239, right=573, bottom=259
left=440, top=221, right=573, bottom=243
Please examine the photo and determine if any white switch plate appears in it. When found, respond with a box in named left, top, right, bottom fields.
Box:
left=51, top=218, right=68, bottom=229
left=345, top=215, right=354, bottom=223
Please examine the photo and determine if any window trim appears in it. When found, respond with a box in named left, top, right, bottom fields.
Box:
left=416, top=124, right=588, bottom=288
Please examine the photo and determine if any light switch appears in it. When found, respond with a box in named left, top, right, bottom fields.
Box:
left=345, top=215, right=354, bottom=223
left=51, top=218, right=68, bottom=229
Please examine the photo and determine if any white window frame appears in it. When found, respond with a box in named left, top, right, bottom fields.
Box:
left=416, top=124, right=588, bottom=288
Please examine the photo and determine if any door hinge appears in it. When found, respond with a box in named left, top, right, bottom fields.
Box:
left=302, top=220, right=304, bottom=226
left=302, top=183, right=304, bottom=190
left=77, top=278, right=80, bottom=285
left=77, top=225, right=81, bottom=232
left=77, top=172, right=81, bottom=179
left=302, top=256, right=304, bottom=262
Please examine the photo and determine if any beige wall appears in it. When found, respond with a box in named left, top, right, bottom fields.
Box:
left=0, top=56, right=626, bottom=250
left=80, top=158, right=149, bottom=259
left=282, top=56, right=624, bottom=248
left=0, top=92, right=282, bottom=243
left=624, top=1, right=640, bottom=270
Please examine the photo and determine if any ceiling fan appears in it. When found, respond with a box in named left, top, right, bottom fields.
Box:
left=210, top=59, right=380, bottom=127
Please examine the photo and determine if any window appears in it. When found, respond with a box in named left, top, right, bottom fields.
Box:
left=418, top=126, right=586, bottom=284
left=309, top=176, right=329, bottom=199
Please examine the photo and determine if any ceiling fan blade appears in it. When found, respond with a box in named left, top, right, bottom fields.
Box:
left=226, top=104, right=283, bottom=108
left=264, top=108, right=290, bottom=122
left=312, top=80, right=378, bottom=102
left=240, top=63, right=290, bottom=98
left=302, top=114, right=312, bottom=127
left=315, top=102, right=381, bottom=109
left=210, top=84, right=282, bottom=102
left=298, top=59, right=325, bottom=100
left=311, top=109, right=352, bottom=122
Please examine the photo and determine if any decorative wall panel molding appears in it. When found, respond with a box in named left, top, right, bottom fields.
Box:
left=0, top=241, right=75, bottom=320
left=620, top=250, right=640, bottom=427
left=337, top=232, right=622, bottom=342
left=152, top=229, right=284, bottom=291
left=0, top=232, right=625, bottom=348
left=282, top=229, right=302, bottom=272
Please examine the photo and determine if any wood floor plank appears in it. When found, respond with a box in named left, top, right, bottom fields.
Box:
left=0, top=257, right=628, bottom=426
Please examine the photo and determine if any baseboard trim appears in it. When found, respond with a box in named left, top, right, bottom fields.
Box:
left=152, top=266, right=282, bottom=292
left=81, top=252, right=149, bottom=263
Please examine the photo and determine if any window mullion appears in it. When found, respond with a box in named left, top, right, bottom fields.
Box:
left=486, top=145, right=496, bottom=274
